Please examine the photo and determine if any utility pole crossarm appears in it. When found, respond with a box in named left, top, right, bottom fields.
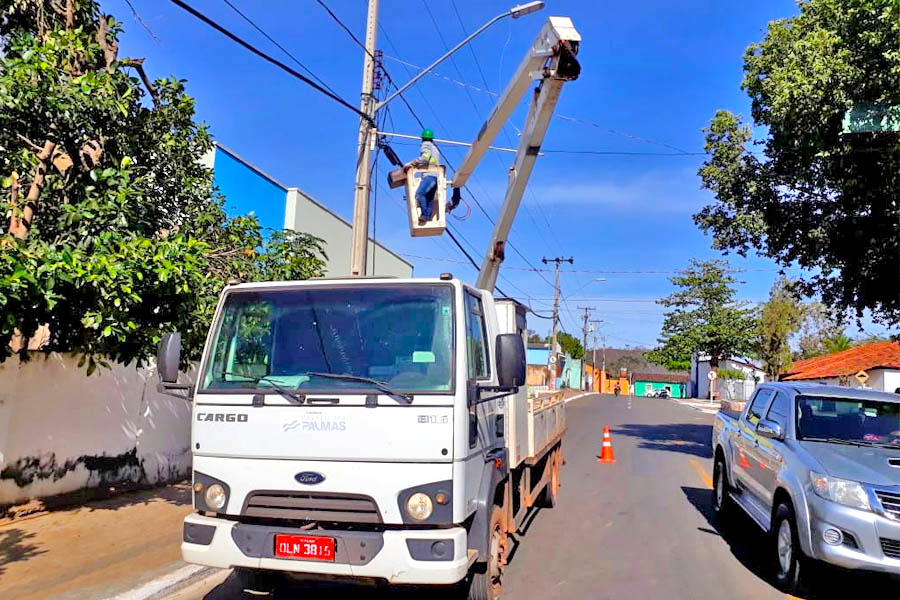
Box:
left=468, top=17, right=581, bottom=292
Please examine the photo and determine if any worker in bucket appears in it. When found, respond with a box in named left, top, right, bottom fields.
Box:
left=404, top=128, right=440, bottom=225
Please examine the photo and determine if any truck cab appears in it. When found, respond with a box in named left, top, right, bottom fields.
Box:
left=158, top=277, right=563, bottom=597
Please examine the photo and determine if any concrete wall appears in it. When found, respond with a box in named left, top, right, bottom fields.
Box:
left=0, top=354, right=192, bottom=505
left=691, top=357, right=764, bottom=400
left=792, top=369, right=899, bottom=392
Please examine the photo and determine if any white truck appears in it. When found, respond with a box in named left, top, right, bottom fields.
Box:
left=156, top=15, right=581, bottom=599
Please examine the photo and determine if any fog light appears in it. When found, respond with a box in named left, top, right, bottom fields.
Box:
left=822, top=528, right=843, bottom=546
left=193, top=482, right=203, bottom=493
left=435, top=492, right=449, bottom=505
left=431, top=540, right=449, bottom=559
left=406, top=493, right=433, bottom=521
left=205, top=483, right=227, bottom=511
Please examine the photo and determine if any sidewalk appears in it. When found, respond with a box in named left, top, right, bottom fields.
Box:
left=670, top=396, right=722, bottom=415
left=0, top=483, right=193, bottom=600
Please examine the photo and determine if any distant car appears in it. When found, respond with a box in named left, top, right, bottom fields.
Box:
left=646, top=388, right=670, bottom=398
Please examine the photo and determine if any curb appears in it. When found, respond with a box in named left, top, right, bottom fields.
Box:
left=103, top=565, right=215, bottom=600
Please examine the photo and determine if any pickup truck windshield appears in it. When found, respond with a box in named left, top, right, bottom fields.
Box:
left=200, top=285, right=454, bottom=394
left=797, top=396, right=900, bottom=446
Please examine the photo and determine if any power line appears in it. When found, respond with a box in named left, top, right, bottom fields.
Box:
left=167, top=0, right=372, bottom=124
left=221, top=0, right=340, bottom=97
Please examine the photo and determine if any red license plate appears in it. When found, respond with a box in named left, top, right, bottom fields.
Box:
left=274, top=534, right=336, bottom=561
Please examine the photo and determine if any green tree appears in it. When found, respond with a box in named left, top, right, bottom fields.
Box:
left=696, top=0, right=900, bottom=325
left=797, top=302, right=846, bottom=359
left=556, top=332, right=584, bottom=360
left=647, top=259, right=758, bottom=372
left=757, top=277, right=804, bottom=379
left=0, top=1, right=326, bottom=371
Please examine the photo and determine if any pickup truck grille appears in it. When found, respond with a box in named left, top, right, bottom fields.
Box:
left=242, top=491, right=382, bottom=524
left=875, top=490, right=900, bottom=521
left=881, top=538, right=900, bottom=560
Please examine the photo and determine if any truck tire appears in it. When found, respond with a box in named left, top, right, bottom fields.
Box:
left=712, top=455, right=731, bottom=518
left=537, top=451, right=560, bottom=508
left=466, top=506, right=507, bottom=600
left=234, top=567, right=278, bottom=595
left=772, top=502, right=806, bottom=594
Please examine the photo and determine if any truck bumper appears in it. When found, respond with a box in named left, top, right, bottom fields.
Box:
left=807, top=495, right=900, bottom=575
left=182, top=513, right=474, bottom=585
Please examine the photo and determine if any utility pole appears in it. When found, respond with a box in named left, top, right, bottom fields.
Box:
left=590, top=319, right=603, bottom=392
left=578, top=306, right=593, bottom=391
left=349, top=0, right=379, bottom=277
left=542, top=256, right=572, bottom=389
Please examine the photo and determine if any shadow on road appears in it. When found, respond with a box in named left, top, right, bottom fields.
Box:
left=0, top=528, right=45, bottom=579
left=612, top=423, right=713, bottom=458
left=682, top=486, right=900, bottom=599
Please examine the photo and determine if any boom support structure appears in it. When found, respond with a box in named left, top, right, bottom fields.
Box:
left=453, top=17, right=581, bottom=292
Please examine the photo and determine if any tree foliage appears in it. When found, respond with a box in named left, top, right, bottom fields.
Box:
left=697, top=0, right=900, bottom=325
left=797, top=302, right=847, bottom=359
left=757, top=277, right=804, bottom=379
left=556, top=332, right=584, bottom=360
left=0, top=1, right=326, bottom=371
left=647, top=259, right=758, bottom=371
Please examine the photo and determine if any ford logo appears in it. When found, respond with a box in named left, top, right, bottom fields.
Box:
left=295, top=471, right=325, bottom=485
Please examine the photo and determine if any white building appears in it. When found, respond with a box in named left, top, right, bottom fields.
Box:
left=690, top=355, right=765, bottom=401
left=204, top=143, right=413, bottom=278
left=782, top=340, right=900, bottom=392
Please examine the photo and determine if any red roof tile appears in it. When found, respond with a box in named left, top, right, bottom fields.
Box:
left=782, top=340, right=900, bottom=380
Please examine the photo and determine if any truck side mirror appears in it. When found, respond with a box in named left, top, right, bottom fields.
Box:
left=495, top=333, right=526, bottom=389
left=757, top=419, right=784, bottom=441
left=157, top=332, right=182, bottom=383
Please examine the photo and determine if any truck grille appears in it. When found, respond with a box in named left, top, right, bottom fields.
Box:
left=875, top=490, right=900, bottom=521
left=242, top=491, right=382, bottom=524
left=881, top=538, right=900, bottom=560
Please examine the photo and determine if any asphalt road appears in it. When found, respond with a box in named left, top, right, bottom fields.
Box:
left=167, top=394, right=899, bottom=599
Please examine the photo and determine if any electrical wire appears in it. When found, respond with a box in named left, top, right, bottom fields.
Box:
left=221, top=0, right=341, bottom=97
left=167, top=0, right=373, bottom=124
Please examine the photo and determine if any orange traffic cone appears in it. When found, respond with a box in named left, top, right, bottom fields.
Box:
left=597, top=426, right=616, bottom=463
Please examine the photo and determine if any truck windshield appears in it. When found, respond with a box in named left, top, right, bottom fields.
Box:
left=797, top=396, right=900, bottom=446
left=200, top=285, right=455, bottom=394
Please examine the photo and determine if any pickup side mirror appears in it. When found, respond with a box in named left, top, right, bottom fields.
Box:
left=757, top=419, right=784, bottom=441
left=156, top=332, right=193, bottom=399
left=495, top=333, right=526, bottom=389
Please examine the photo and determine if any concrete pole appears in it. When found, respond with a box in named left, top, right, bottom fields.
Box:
left=543, top=257, right=572, bottom=388
left=349, top=0, right=379, bottom=277
left=578, top=306, right=593, bottom=391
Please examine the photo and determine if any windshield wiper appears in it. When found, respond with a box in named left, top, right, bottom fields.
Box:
left=303, top=372, right=413, bottom=404
left=219, top=372, right=305, bottom=405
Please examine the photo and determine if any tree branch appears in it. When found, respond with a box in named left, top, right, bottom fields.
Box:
left=121, top=58, right=159, bottom=105
left=14, top=141, right=58, bottom=240
left=95, top=15, right=118, bottom=71
left=65, top=0, right=75, bottom=31
left=7, top=172, right=23, bottom=237
left=16, top=133, right=44, bottom=153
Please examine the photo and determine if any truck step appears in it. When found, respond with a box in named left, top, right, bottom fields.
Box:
left=728, top=490, right=771, bottom=532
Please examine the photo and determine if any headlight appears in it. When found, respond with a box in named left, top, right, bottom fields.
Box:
left=204, top=483, right=227, bottom=511
left=810, top=471, right=870, bottom=511
left=406, top=492, right=433, bottom=521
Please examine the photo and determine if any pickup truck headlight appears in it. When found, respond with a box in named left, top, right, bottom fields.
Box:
left=809, top=471, right=870, bottom=511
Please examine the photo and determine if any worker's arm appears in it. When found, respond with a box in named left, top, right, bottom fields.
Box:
left=405, top=146, right=433, bottom=170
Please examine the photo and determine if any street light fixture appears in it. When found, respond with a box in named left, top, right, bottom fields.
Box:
left=376, top=2, right=546, bottom=110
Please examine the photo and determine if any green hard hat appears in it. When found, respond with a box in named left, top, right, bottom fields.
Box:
left=421, top=128, right=435, bottom=140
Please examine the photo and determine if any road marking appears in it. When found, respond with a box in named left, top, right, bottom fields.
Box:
left=102, top=564, right=208, bottom=600
left=689, top=458, right=713, bottom=489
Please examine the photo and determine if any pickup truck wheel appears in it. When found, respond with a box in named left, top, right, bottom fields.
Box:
left=466, top=506, right=507, bottom=600
left=712, top=456, right=730, bottom=517
left=773, top=503, right=805, bottom=593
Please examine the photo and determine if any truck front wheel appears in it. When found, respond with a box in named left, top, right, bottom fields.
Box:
left=466, top=506, right=507, bottom=600
left=773, top=502, right=806, bottom=593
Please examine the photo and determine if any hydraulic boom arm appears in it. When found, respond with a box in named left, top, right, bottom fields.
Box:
left=453, top=17, right=581, bottom=292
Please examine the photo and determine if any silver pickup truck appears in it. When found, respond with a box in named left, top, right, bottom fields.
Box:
left=712, top=382, right=900, bottom=592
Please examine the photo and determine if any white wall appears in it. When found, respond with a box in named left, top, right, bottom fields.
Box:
left=692, top=357, right=764, bottom=400
left=285, top=188, right=413, bottom=278
left=793, top=369, right=897, bottom=392
left=0, top=353, right=192, bottom=505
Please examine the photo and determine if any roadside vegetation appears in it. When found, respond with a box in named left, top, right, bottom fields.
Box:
left=0, top=0, right=326, bottom=372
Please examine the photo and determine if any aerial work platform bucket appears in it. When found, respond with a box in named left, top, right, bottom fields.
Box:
left=405, top=165, right=447, bottom=237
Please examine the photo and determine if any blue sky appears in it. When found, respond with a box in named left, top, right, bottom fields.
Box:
left=106, top=0, right=867, bottom=349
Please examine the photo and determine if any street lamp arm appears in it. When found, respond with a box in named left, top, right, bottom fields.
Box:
left=376, top=7, right=528, bottom=111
